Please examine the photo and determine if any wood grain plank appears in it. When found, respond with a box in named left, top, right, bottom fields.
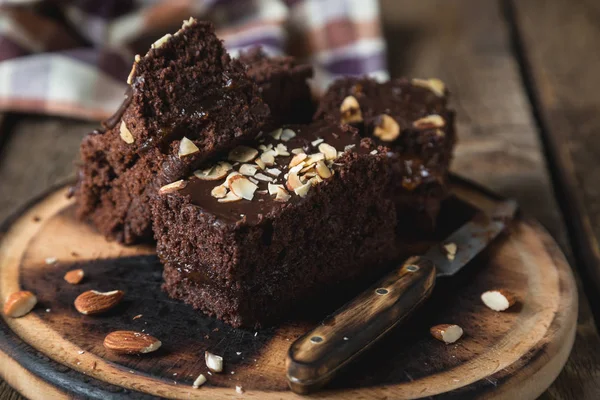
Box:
left=379, top=0, right=600, bottom=398
left=508, top=0, right=600, bottom=325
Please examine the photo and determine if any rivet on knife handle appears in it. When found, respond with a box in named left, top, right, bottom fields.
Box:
left=286, top=256, right=436, bottom=394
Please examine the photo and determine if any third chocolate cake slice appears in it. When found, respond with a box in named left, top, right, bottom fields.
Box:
left=315, top=77, right=456, bottom=232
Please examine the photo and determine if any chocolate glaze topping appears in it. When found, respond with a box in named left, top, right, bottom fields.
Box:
left=178, top=121, right=374, bottom=224
left=102, top=86, right=133, bottom=130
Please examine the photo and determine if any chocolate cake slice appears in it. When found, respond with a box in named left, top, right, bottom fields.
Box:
left=315, top=77, right=456, bottom=231
left=239, top=48, right=314, bottom=125
left=75, top=19, right=269, bottom=244
left=152, top=121, right=399, bottom=328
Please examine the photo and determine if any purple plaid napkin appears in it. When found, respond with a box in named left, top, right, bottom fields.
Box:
left=0, top=0, right=388, bottom=120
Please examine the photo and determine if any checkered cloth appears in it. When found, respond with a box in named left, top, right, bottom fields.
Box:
left=0, top=0, right=388, bottom=121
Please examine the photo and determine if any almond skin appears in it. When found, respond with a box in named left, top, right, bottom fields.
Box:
left=64, top=269, right=85, bottom=285
left=74, top=290, right=124, bottom=315
left=3, top=291, right=37, bottom=318
left=104, top=331, right=161, bottom=355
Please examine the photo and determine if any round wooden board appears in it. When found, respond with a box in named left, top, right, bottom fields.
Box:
left=0, top=180, right=577, bottom=400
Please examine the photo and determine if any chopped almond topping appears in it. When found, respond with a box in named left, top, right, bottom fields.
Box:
left=289, top=153, right=308, bottom=168
left=229, top=175, right=258, bottom=200
left=294, top=182, right=312, bottom=198
left=159, top=180, right=187, bottom=194
left=286, top=172, right=304, bottom=191
left=412, top=78, right=446, bottom=97
left=280, top=129, right=296, bottom=141
left=178, top=137, right=200, bottom=158
left=340, top=95, right=363, bottom=124
left=119, top=121, right=134, bottom=144
left=218, top=191, right=242, bottom=203
left=413, top=114, right=445, bottom=129
left=318, top=143, right=338, bottom=160
left=239, top=164, right=258, bottom=176
left=228, top=146, right=259, bottom=162
left=193, top=162, right=232, bottom=181
left=374, top=114, right=400, bottom=142
left=211, top=185, right=228, bottom=199
left=269, top=128, right=283, bottom=140
left=316, top=160, right=332, bottom=178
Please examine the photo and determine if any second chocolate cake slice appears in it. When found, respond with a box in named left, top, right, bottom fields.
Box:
left=75, top=19, right=269, bottom=243
left=153, top=121, right=399, bottom=328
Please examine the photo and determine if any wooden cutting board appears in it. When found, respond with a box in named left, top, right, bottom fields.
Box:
left=0, top=178, right=577, bottom=400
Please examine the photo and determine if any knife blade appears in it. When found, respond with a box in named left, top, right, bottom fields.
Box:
left=286, top=198, right=518, bottom=394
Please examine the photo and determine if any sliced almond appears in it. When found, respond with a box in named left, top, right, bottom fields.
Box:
left=205, top=351, right=223, bottom=373
left=374, top=114, right=400, bottom=142
left=229, top=175, right=258, bottom=200
left=286, top=172, right=304, bottom=191
left=318, top=143, right=338, bottom=160
left=280, top=128, right=296, bottom=141
left=265, top=168, right=282, bottom=177
left=275, top=187, right=291, bottom=202
left=74, top=290, right=124, bottom=315
left=316, top=160, right=332, bottom=179
left=275, top=143, right=290, bottom=156
left=310, top=175, right=324, bottom=185
left=268, top=183, right=284, bottom=195
left=193, top=162, right=233, bottom=181
left=289, top=153, right=308, bottom=168
left=218, top=191, right=242, bottom=203
left=269, top=128, right=283, bottom=140
left=340, top=95, right=363, bottom=124
left=291, top=148, right=305, bottom=155
left=211, top=185, right=228, bottom=199
left=229, top=146, right=259, bottom=163
left=3, top=291, right=37, bottom=318
left=255, top=157, right=266, bottom=170
left=239, top=164, right=258, bottom=176
left=430, top=324, right=463, bottom=344
left=294, top=181, right=312, bottom=198
left=159, top=180, right=187, bottom=194
left=126, top=55, right=140, bottom=85
left=443, top=242, right=457, bottom=261
left=344, top=144, right=356, bottom=152
left=178, top=137, right=200, bottom=158
left=119, top=121, right=134, bottom=144
left=104, top=331, right=161, bottom=355
left=290, top=163, right=306, bottom=175
left=254, top=173, right=273, bottom=182
left=311, top=138, right=324, bottom=147
left=151, top=33, right=172, bottom=50
left=260, top=151, right=276, bottom=166
left=192, top=373, right=207, bottom=388
left=412, top=78, right=446, bottom=97
left=64, top=269, right=85, bottom=285
left=305, top=153, right=325, bottom=166
left=413, top=114, right=446, bottom=130
left=481, top=289, right=516, bottom=311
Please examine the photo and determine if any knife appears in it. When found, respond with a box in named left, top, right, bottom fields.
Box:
left=286, top=197, right=518, bottom=394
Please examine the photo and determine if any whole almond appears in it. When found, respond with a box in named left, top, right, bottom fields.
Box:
left=104, top=331, right=161, bottom=355
left=64, top=269, right=85, bottom=285
left=4, top=291, right=37, bottom=318
left=430, top=324, right=463, bottom=344
left=74, top=290, right=124, bottom=315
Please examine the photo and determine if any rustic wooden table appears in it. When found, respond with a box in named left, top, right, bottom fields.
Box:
left=1, top=0, right=600, bottom=398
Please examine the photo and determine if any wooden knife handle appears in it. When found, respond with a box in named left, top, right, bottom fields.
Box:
left=286, top=256, right=436, bottom=394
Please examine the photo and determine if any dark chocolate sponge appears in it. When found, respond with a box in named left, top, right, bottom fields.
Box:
left=239, top=47, right=314, bottom=125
